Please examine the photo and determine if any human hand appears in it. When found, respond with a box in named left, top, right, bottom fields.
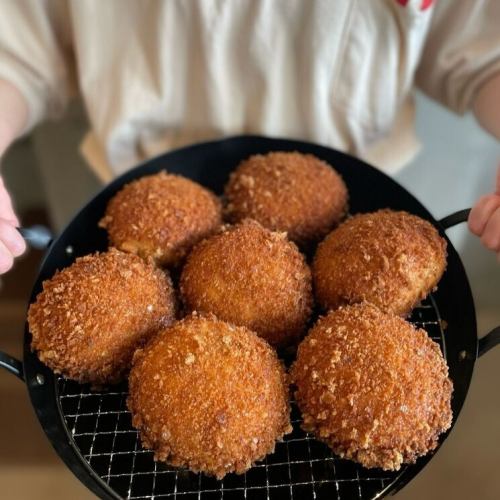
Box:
left=0, top=175, right=26, bottom=273
left=0, top=78, right=30, bottom=273
left=468, top=166, right=500, bottom=257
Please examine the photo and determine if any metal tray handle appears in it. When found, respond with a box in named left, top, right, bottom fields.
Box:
left=0, top=351, right=24, bottom=380
left=17, top=225, right=53, bottom=249
left=439, top=208, right=471, bottom=230
left=478, top=327, right=500, bottom=358
left=439, top=208, right=500, bottom=358
left=0, top=225, right=53, bottom=380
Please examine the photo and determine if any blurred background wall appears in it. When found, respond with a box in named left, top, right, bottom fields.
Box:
left=0, top=92, right=499, bottom=499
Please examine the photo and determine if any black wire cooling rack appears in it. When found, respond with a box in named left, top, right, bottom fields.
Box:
left=57, top=296, right=446, bottom=500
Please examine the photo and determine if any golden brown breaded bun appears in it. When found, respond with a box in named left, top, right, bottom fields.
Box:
left=128, top=313, right=292, bottom=478
left=291, top=303, right=452, bottom=471
left=28, top=248, right=176, bottom=385
left=179, top=219, right=313, bottom=348
left=224, top=152, right=348, bottom=246
left=99, top=172, right=222, bottom=267
left=313, top=209, right=447, bottom=316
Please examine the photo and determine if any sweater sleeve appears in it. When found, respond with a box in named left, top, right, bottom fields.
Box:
left=0, top=0, right=75, bottom=134
left=416, top=0, right=500, bottom=115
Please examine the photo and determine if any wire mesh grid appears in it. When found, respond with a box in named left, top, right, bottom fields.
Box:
left=56, top=296, right=445, bottom=500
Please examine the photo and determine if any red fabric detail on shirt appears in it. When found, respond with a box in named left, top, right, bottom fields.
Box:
left=396, top=0, right=433, bottom=9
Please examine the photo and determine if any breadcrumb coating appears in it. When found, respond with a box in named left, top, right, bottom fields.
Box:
left=128, top=313, right=292, bottom=478
left=291, top=303, right=453, bottom=471
left=224, top=152, right=348, bottom=245
left=313, top=210, right=447, bottom=315
left=99, top=172, right=222, bottom=267
left=179, top=219, right=313, bottom=348
left=28, top=248, right=176, bottom=385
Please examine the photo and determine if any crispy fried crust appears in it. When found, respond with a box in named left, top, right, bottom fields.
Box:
left=291, top=303, right=453, bottom=471
left=179, top=219, right=313, bottom=348
left=224, top=152, right=348, bottom=245
left=28, top=249, right=176, bottom=385
left=312, top=210, right=447, bottom=315
left=99, top=172, right=222, bottom=267
left=127, top=313, right=292, bottom=478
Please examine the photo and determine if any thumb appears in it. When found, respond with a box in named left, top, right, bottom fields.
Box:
left=0, top=175, right=20, bottom=226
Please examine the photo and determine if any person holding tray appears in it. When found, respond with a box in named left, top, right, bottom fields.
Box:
left=0, top=0, right=499, bottom=273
